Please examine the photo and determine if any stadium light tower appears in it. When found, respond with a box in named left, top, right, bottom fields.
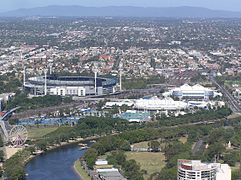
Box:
left=44, top=69, right=48, bottom=96
left=49, top=63, right=53, bottom=75
left=95, top=72, right=97, bottom=95
left=93, top=65, right=98, bottom=96
left=94, top=70, right=98, bottom=95
left=119, top=62, right=123, bottom=91
left=20, top=49, right=26, bottom=90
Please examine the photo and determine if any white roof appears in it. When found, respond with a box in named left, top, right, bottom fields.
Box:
left=178, top=84, right=208, bottom=91
left=134, top=97, right=187, bottom=110
left=96, top=168, right=119, bottom=172
left=105, top=100, right=134, bottom=107
left=95, top=159, right=108, bottom=165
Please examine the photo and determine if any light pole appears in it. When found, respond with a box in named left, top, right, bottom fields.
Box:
left=44, top=69, right=48, bottom=96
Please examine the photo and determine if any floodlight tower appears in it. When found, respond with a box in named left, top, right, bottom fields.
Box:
left=95, top=72, right=97, bottom=95
left=49, top=63, right=53, bottom=75
left=93, top=65, right=98, bottom=96
left=94, top=70, right=98, bottom=95
left=44, top=69, right=48, bottom=96
left=20, top=50, right=26, bottom=90
left=119, top=62, right=123, bottom=91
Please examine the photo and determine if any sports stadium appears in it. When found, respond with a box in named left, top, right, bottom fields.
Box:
left=24, top=75, right=117, bottom=96
left=163, top=84, right=222, bottom=99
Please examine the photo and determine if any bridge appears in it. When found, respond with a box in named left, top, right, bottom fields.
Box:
left=0, top=107, right=21, bottom=121
left=0, top=107, right=21, bottom=142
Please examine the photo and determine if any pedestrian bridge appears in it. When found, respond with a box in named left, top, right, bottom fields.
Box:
left=0, top=107, right=20, bottom=121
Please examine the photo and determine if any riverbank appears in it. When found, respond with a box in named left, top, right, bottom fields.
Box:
left=25, top=143, right=87, bottom=180
left=73, top=160, right=91, bottom=180
left=24, top=136, right=97, bottom=165
left=1, top=136, right=97, bottom=179
left=4, top=146, right=23, bottom=159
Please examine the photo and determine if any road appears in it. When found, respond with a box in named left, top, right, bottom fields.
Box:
left=192, top=139, right=204, bottom=156
left=210, top=75, right=241, bottom=113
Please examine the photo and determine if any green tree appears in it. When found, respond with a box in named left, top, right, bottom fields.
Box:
left=84, top=148, right=98, bottom=169
left=223, top=152, right=239, bottom=166
left=148, top=140, right=160, bottom=152
left=123, top=159, right=144, bottom=180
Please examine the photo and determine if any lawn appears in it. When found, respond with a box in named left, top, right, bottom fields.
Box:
left=125, top=152, right=166, bottom=180
left=132, top=140, right=167, bottom=150
left=132, top=141, right=149, bottom=148
left=74, top=160, right=91, bottom=180
left=27, top=127, right=58, bottom=140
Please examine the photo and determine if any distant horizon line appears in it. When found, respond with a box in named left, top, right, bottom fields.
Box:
left=1, top=5, right=241, bottom=13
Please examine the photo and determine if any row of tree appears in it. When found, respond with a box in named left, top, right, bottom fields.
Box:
left=122, top=75, right=165, bottom=90
left=0, top=73, right=21, bottom=94
left=155, top=107, right=232, bottom=126
left=107, top=151, right=144, bottom=180
left=6, top=92, right=72, bottom=111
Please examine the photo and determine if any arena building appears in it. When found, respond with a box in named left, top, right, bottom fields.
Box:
left=24, top=75, right=117, bottom=97
left=134, top=96, right=188, bottom=111
left=163, top=84, right=222, bottom=99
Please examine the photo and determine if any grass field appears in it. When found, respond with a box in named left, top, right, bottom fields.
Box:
left=27, top=127, right=58, bottom=140
left=125, top=152, right=166, bottom=180
left=132, top=141, right=149, bottom=148
left=132, top=140, right=167, bottom=150
left=74, top=160, right=91, bottom=180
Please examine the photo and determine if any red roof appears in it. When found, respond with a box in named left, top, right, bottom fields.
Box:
left=0, top=112, right=5, bottom=117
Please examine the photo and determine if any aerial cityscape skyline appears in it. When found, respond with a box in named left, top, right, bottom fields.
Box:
left=0, top=0, right=241, bottom=179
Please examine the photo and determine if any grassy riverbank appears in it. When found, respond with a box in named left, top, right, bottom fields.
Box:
left=28, top=127, right=58, bottom=140
left=73, top=160, right=91, bottom=180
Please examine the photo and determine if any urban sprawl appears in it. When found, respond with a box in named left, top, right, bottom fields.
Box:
left=0, top=17, right=241, bottom=180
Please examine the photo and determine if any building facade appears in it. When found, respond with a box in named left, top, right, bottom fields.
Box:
left=163, top=84, right=222, bottom=100
left=134, top=96, right=188, bottom=110
left=177, top=160, right=231, bottom=180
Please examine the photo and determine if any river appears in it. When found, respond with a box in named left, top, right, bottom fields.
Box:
left=25, top=143, right=88, bottom=180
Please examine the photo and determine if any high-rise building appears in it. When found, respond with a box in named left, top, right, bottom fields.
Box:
left=177, top=159, right=231, bottom=180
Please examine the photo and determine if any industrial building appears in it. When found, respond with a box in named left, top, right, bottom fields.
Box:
left=177, top=159, right=231, bottom=180
left=94, top=159, right=127, bottom=180
left=163, top=84, right=222, bottom=99
left=134, top=96, right=188, bottom=111
left=24, top=75, right=117, bottom=96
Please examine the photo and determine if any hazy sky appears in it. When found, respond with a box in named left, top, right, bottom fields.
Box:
left=1, top=0, right=241, bottom=11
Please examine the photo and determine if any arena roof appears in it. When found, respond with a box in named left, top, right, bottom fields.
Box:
left=26, top=75, right=116, bottom=87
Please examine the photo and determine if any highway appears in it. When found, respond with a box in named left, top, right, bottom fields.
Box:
left=210, top=75, right=241, bottom=113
